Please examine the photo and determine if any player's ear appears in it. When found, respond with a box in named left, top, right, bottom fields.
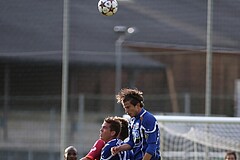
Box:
left=135, top=102, right=141, bottom=108
left=111, top=130, right=116, bottom=137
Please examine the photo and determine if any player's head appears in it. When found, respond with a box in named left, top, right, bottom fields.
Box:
left=116, top=88, right=144, bottom=107
left=116, top=88, right=144, bottom=117
left=225, top=151, right=237, bottom=160
left=115, top=116, right=129, bottom=141
left=64, top=146, right=77, bottom=160
left=100, top=116, right=121, bottom=142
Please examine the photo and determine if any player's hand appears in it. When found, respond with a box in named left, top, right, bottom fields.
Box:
left=111, top=146, right=119, bottom=155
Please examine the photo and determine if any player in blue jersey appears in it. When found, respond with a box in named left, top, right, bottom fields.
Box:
left=100, top=116, right=133, bottom=160
left=111, top=88, right=161, bottom=160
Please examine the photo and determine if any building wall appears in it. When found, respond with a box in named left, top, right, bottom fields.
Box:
left=2, top=50, right=239, bottom=116
left=0, top=62, right=167, bottom=113
left=139, top=49, right=240, bottom=116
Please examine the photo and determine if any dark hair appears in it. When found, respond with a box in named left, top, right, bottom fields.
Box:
left=104, top=117, right=121, bottom=138
left=225, top=151, right=237, bottom=160
left=115, top=117, right=129, bottom=140
left=116, top=88, right=144, bottom=107
left=64, top=146, right=77, bottom=154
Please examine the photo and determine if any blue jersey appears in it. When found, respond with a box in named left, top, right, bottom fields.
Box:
left=126, top=108, right=160, bottom=160
left=101, top=139, right=133, bottom=160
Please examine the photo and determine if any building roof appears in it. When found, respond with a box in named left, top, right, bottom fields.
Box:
left=0, top=0, right=240, bottom=65
left=0, top=51, right=165, bottom=70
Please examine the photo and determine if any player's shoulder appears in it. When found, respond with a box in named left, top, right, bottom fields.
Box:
left=142, top=109, right=156, bottom=121
left=96, top=139, right=105, bottom=144
left=93, top=139, right=105, bottom=148
left=104, top=139, right=116, bottom=148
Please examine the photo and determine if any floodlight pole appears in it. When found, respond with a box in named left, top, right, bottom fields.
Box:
left=114, top=34, right=125, bottom=115
left=61, top=0, right=69, bottom=159
left=114, top=26, right=136, bottom=115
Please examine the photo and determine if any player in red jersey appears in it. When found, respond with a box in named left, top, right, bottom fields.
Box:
left=80, top=116, right=129, bottom=160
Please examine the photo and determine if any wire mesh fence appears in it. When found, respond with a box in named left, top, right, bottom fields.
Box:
left=1, top=0, right=240, bottom=159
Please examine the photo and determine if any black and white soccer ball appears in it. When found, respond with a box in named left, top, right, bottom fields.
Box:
left=98, top=0, right=118, bottom=16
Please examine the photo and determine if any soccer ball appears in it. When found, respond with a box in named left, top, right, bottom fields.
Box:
left=98, top=0, right=118, bottom=16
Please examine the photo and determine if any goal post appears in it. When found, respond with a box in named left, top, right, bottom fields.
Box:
left=155, top=115, right=240, bottom=160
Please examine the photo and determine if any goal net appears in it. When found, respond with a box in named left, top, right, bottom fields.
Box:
left=156, top=115, right=240, bottom=160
